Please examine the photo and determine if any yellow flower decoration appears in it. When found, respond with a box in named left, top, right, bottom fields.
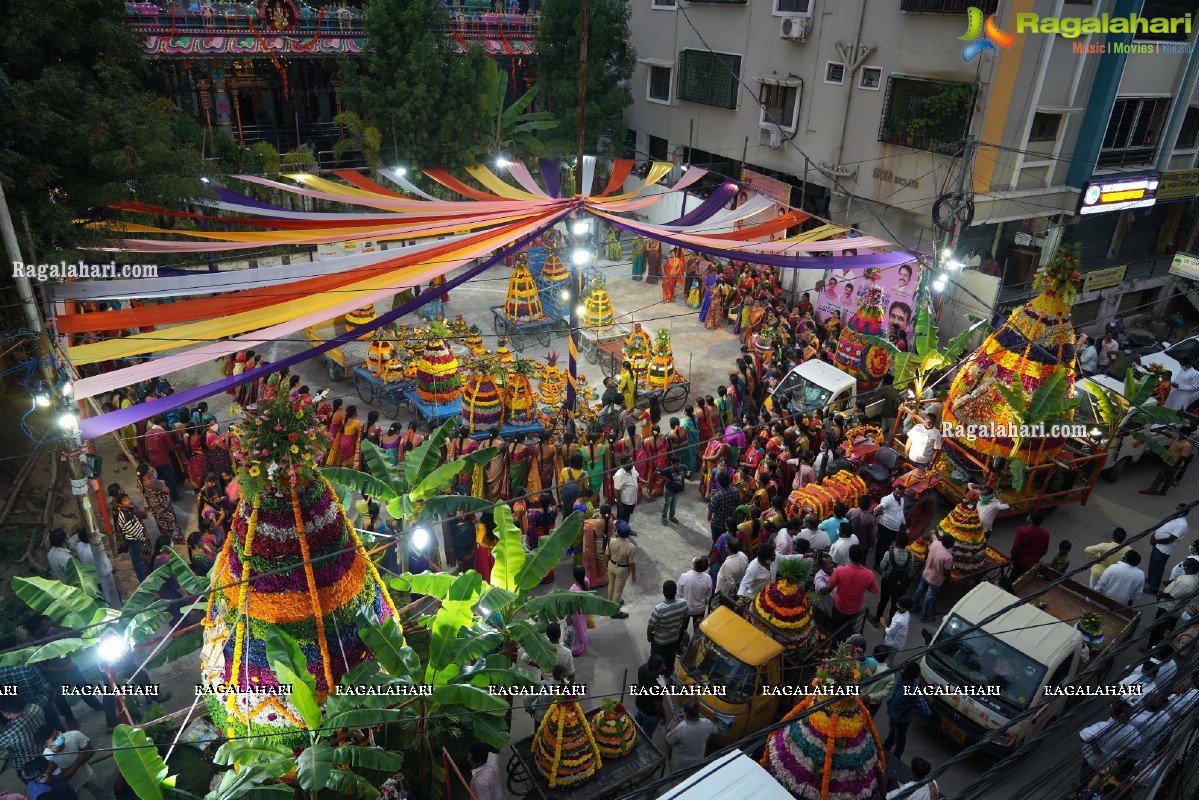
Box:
left=308, top=433, right=317, bottom=441
left=296, top=411, right=304, bottom=419
left=303, top=453, right=312, bottom=461
left=290, top=445, right=299, bottom=454
left=248, top=466, right=261, bottom=477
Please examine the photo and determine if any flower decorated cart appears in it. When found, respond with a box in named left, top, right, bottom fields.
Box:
left=506, top=357, right=540, bottom=425
left=762, top=643, right=886, bottom=800
left=400, top=321, right=468, bottom=425
left=621, top=323, right=653, bottom=384
left=202, top=393, right=400, bottom=745
left=785, top=471, right=868, bottom=522
left=834, top=284, right=890, bottom=391
left=304, top=317, right=372, bottom=382
left=461, top=360, right=506, bottom=434
left=578, top=273, right=634, bottom=369
left=492, top=254, right=560, bottom=350
left=538, top=351, right=567, bottom=409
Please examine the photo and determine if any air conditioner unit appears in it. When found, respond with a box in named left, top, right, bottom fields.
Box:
left=780, top=16, right=809, bottom=41
left=768, top=130, right=784, bottom=148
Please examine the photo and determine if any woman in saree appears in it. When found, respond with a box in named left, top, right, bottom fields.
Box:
left=699, top=438, right=731, bottom=499
left=679, top=406, right=700, bottom=476
left=364, top=411, right=383, bottom=448
left=473, top=512, right=496, bottom=583
left=184, top=423, right=208, bottom=490
left=243, top=356, right=266, bottom=406
left=708, top=519, right=740, bottom=589
left=137, top=462, right=179, bottom=543
left=557, top=453, right=588, bottom=511
left=645, top=237, right=662, bottom=285
left=232, top=351, right=255, bottom=402
left=604, top=228, right=622, bottom=262
left=325, top=404, right=348, bottom=466
left=199, top=485, right=229, bottom=549
left=187, top=524, right=217, bottom=577
left=566, top=565, right=590, bottom=657
left=508, top=437, right=533, bottom=500
left=637, top=396, right=661, bottom=442
left=205, top=423, right=233, bottom=483
left=261, top=369, right=283, bottom=402
left=742, top=301, right=768, bottom=345
left=317, top=396, right=337, bottom=428
left=582, top=504, right=614, bottom=589
left=525, top=493, right=558, bottom=551
left=227, top=351, right=249, bottom=397
left=638, top=425, right=669, bottom=499
left=336, top=406, right=363, bottom=470
left=737, top=507, right=764, bottom=555
left=700, top=273, right=723, bottom=329
left=480, top=429, right=510, bottom=502
left=686, top=274, right=702, bottom=309
left=555, top=432, right=580, bottom=481
left=630, top=235, right=648, bottom=280
left=580, top=434, right=608, bottom=498
left=379, top=423, right=403, bottom=467
left=661, top=248, right=684, bottom=303
left=527, top=431, right=556, bottom=503
left=400, top=422, right=425, bottom=453
left=447, top=427, right=480, bottom=495
left=742, top=433, right=768, bottom=473
left=694, top=397, right=715, bottom=449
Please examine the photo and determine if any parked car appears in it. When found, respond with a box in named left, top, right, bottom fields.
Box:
left=1077, top=375, right=1174, bottom=481
left=1135, top=334, right=1199, bottom=411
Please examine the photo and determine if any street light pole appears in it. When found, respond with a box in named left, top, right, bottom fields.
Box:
left=0, top=178, right=122, bottom=607
left=566, top=0, right=590, bottom=414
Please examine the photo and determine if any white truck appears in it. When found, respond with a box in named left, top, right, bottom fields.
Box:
left=1078, top=374, right=1173, bottom=482
left=768, top=360, right=886, bottom=419
left=919, top=567, right=1140, bottom=756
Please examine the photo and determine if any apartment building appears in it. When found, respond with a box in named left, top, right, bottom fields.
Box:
left=625, top=0, right=1199, bottom=330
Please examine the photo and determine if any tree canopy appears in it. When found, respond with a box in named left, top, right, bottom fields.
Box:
left=338, top=0, right=489, bottom=169
left=0, top=0, right=207, bottom=258
left=536, top=0, right=636, bottom=157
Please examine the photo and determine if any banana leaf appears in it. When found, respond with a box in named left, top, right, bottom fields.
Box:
left=357, top=617, right=420, bottom=679
left=489, top=503, right=526, bottom=593
left=265, top=628, right=314, bottom=693
left=945, top=314, right=991, bottom=359
left=143, top=630, right=202, bottom=670
left=1131, top=429, right=1176, bottom=461
left=507, top=617, right=556, bottom=671
left=359, top=440, right=401, bottom=487
left=331, top=745, right=404, bottom=773
left=323, top=707, right=411, bottom=729
left=326, top=767, right=379, bottom=799
left=271, top=662, right=322, bottom=730
left=477, top=585, right=519, bottom=615
left=61, top=559, right=98, bottom=599
left=0, top=638, right=90, bottom=667
left=430, top=683, right=509, bottom=713
left=443, top=626, right=506, bottom=669
left=394, top=572, right=458, bottom=597
left=403, top=420, right=456, bottom=489
left=514, top=511, right=582, bottom=591
left=426, top=598, right=476, bottom=685
left=213, top=740, right=295, bottom=767
left=320, top=467, right=396, bottom=505
left=11, top=576, right=106, bottom=631
left=418, top=495, right=492, bottom=521
left=411, top=447, right=498, bottom=502
left=112, top=726, right=174, bottom=800
left=297, top=742, right=334, bottom=793
left=523, top=590, right=621, bottom=623
left=461, top=709, right=511, bottom=749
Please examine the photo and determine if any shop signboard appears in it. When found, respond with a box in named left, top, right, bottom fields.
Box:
left=1169, top=252, right=1199, bottom=280
left=1082, top=264, right=1127, bottom=292
left=1077, top=175, right=1160, bottom=215
left=1157, top=169, right=1199, bottom=202
left=814, top=261, right=921, bottom=345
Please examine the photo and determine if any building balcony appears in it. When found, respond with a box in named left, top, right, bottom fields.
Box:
left=899, top=0, right=998, bottom=12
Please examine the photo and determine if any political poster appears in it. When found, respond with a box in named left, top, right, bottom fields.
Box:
left=735, top=168, right=791, bottom=242
left=813, top=261, right=921, bottom=348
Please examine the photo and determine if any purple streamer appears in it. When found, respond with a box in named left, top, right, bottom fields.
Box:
left=79, top=212, right=568, bottom=441
left=591, top=212, right=921, bottom=271
left=666, top=182, right=739, bottom=227
left=211, top=186, right=291, bottom=212
left=539, top=158, right=562, bottom=199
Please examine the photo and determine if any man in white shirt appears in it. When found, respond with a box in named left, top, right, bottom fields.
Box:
left=771, top=523, right=793, bottom=556
left=678, top=557, right=713, bottom=632
left=874, top=486, right=906, bottom=570
left=1095, top=551, right=1146, bottom=606
left=738, top=543, right=776, bottom=601
left=519, top=621, right=575, bottom=681
left=613, top=456, right=640, bottom=523
left=468, top=743, right=503, bottom=800
left=905, top=414, right=942, bottom=468
left=1147, top=506, right=1189, bottom=593
left=1165, top=358, right=1199, bottom=412
left=1129, top=692, right=1173, bottom=747
left=830, top=531, right=858, bottom=566
left=43, top=727, right=111, bottom=800
left=716, top=539, right=749, bottom=600
left=968, top=483, right=1010, bottom=537
left=882, top=596, right=912, bottom=651
left=1168, top=540, right=1199, bottom=583
left=1079, top=702, right=1142, bottom=781
left=796, top=515, right=830, bottom=553
left=887, top=757, right=938, bottom=800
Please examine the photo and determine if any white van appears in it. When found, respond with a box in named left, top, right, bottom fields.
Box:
left=1077, top=375, right=1172, bottom=481
left=768, top=360, right=884, bottom=417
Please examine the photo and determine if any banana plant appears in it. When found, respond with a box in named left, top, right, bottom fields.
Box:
left=995, top=370, right=1084, bottom=492
left=322, top=418, right=498, bottom=563
left=1083, top=368, right=1187, bottom=465
left=110, top=726, right=177, bottom=800
left=467, top=58, right=557, bottom=162
left=880, top=302, right=991, bottom=402
left=0, top=549, right=208, bottom=668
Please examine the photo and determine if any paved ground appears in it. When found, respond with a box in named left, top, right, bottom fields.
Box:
left=41, top=241, right=1197, bottom=798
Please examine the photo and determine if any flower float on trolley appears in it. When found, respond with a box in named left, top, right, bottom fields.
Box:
left=202, top=392, right=400, bottom=745
left=461, top=359, right=505, bottom=433
left=749, top=557, right=817, bottom=650
left=647, top=329, right=679, bottom=391
left=785, top=471, right=867, bottom=522
left=590, top=698, right=637, bottom=759
left=531, top=695, right=602, bottom=787
left=939, top=492, right=988, bottom=573
left=416, top=320, right=463, bottom=405
left=834, top=283, right=890, bottom=391
left=762, top=642, right=885, bottom=800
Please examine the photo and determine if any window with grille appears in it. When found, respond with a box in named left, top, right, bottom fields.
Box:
left=1072, top=299, right=1101, bottom=327
left=648, top=66, right=673, bottom=103
left=760, top=82, right=801, bottom=131
left=859, top=67, right=882, bottom=90
left=677, top=50, right=742, bottom=110
left=900, top=0, right=999, bottom=12
left=648, top=135, right=669, bottom=161
left=878, top=76, right=978, bottom=153
left=1028, top=113, right=1061, bottom=143
left=825, top=62, right=845, bottom=85
left=1119, top=287, right=1161, bottom=314
left=774, top=0, right=813, bottom=14
left=1136, top=1, right=1199, bottom=41
left=652, top=0, right=677, bottom=8
left=1099, top=97, right=1171, bottom=168
left=1178, top=107, right=1199, bottom=149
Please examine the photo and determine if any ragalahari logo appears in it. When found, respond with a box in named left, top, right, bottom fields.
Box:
left=959, top=6, right=1015, bottom=62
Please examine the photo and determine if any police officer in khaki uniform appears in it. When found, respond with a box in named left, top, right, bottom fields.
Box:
left=607, top=520, right=637, bottom=619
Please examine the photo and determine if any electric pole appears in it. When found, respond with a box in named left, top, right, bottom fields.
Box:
left=566, top=0, right=590, bottom=412
left=0, top=179, right=122, bottom=607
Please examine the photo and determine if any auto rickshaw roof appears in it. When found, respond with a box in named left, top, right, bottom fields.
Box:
left=699, top=606, right=785, bottom=666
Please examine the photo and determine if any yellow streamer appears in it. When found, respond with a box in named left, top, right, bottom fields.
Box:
left=591, top=162, right=675, bottom=202
left=465, top=165, right=543, bottom=201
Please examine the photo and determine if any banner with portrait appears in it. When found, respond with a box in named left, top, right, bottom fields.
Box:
left=734, top=168, right=791, bottom=242
left=813, top=260, right=921, bottom=348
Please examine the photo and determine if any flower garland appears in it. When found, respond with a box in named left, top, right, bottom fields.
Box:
left=325, top=480, right=400, bottom=622
left=291, top=485, right=336, bottom=700
left=531, top=700, right=602, bottom=788
left=226, top=500, right=259, bottom=706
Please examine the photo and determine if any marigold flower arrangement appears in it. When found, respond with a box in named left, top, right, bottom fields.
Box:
left=590, top=698, right=637, bottom=759
left=785, top=470, right=867, bottom=522
left=415, top=320, right=463, bottom=405
left=762, top=643, right=885, bottom=800
left=751, top=558, right=818, bottom=649
left=1075, top=610, right=1105, bottom=653
left=531, top=697, right=601, bottom=788
left=202, top=392, right=399, bottom=746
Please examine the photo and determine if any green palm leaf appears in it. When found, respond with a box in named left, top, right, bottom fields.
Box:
left=271, top=662, right=322, bottom=730
left=111, top=725, right=174, bottom=800
left=403, top=420, right=457, bottom=489
left=507, top=617, right=555, bottom=671
left=11, top=576, right=106, bottom=631
left=357, top=617, right=420, bottom=679
left=523, top=590, right=620, bottom=623
left=514, top=511, right=582, bottom=591
left=489, top=503, right=526, bottom=592
left=331, top=745, right=404, bottom=772
left=0, top=638, right=90, bottom=667
left=321, top=468, right=397, bottom=504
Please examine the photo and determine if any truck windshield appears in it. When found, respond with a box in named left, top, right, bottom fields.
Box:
left=680, top=634, right=757, bottom=704
left=927, top=614, right=1047, bottom=714
left=774, top=372, right=833, bottom=412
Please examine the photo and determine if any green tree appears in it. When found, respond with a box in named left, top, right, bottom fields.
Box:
left=1083, top=369, right=1186, bottom=481
left=880, top=302, right=991, bottom=403
left=995, top=370, right=1084, bottom=492
left=536, top=0, right=636, bottom=156
left=338, top=0, right=488, bottom=168
left=332, top=112, right=384, bottom=173
left=0, top=0, right=207, bottom=257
